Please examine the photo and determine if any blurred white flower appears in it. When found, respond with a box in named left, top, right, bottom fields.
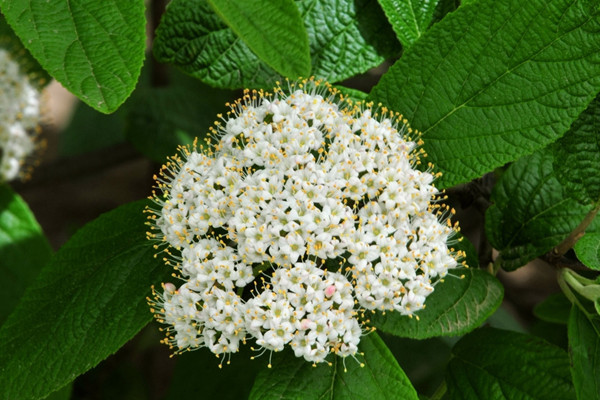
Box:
left=147, top=78, right=461, bottom=366
left=0, top=49, right=41, bottom=182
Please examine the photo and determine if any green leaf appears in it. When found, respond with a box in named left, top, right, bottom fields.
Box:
left=154, top=0, right=399, bottom=89
left=0, top=184, right=52, bottom=326
left=249, top=333, right=418, bottom=400
left=0, top=0, right=146, bottom=113
left=166, top=343, right=260, bottom=400
left=0, top=200, right=170, bottom=400
left=371, top=268, right=503, bottom=339
left=369, top=0, right=600, bottom=188
left=486, top=150, right=593, bottom=270
left=574, top=232, right=600, bottom=271
left=568, top=306, right=600, bottom=400
left=125, top=74, right=235, bottom=163
left=206, top=0, right=310, bottom=78
left=447, top=328, right=575, bottom=400
left=533, top=292, right=572, bottom=325
left=552, top=96, right=600, bottom=205
left=377, top=0, right=439, bottom=47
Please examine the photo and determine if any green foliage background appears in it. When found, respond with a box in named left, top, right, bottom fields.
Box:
left=0, top=0, right=599, bottom=399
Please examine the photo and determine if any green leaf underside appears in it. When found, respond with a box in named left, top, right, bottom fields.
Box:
left=0, top=0, right=146, bottom=113
left=551, top=96, right=600, bottom=205
left=125, top=74, right=235, bottom=162
left=371, top=268, right=503, bottom=339
left=206, top=0, right=310, bottom=78
left=249, top=333, right=418, bottom=400
left=154, top=0, right=399, bottom=89
left=447, top=328, right=575, bottom=400
left=377, top=0, right=439, bottom=47
left=574, top=232, right=600, bottom=271
left=568, top=306, right=600, bottom=400
left=0, top=200, right=170, bottom=400
left=533, top=292, right=572, bottom=325
left=486, top=150, right=593, bottom=271
left=0, top=185, right=52, bottom=326
left=370, top=0, right=600, bottom=188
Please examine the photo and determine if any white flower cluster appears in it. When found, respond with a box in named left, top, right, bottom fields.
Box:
left=0, top=49, right=41, bottom=182
left=148, top=79, right=460, bottom=365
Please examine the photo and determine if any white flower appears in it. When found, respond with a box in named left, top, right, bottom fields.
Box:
left=147, top=78, right=461, bottom=366
left=0, top=49, right=42, bottom=182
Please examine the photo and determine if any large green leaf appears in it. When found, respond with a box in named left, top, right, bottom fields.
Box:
left=447, top=328, right=575, bottom=400
left=370, top=0, right=600, bottom=188
left=0, top=200, right=170, bottom=400
left=552, top=96, right=600, bottom=205
left=371, top=268, right=503, bottom=339
left=249, top=333, right=418, bottom=400
left=0, top=185, right=51, bottom=326
left=0, top=0, right=146, bottom=113
left=154, top=0, right=399, bottom=89
left=568, top=306, right=600, bottom=400
left=377, top=0, right=439, bottom=47
left=574, top=232, right=600, bottom=271
left=486, top=151, right=593, bottom=270
left=206, top=0, right=310, bottom=78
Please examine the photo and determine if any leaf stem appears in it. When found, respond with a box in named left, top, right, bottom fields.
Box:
left=430, top=380, right=447, bottom=400
left=552, top=202, right=600, bottom=257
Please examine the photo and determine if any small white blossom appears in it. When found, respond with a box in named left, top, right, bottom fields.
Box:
left=148, top=78, right=462, bottom=366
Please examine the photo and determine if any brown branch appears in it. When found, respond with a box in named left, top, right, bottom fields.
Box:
left=552, top=202, right=600, bottom=258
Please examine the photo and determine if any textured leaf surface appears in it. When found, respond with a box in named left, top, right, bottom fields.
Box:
left=371, top=269, right=503, bottom=339
left=0, top=0, right=146, bottom=113
left=447, top=328, right=575, bottom=400
left=154, top=0, right=399, bottom=89
left=370, top=0, right=600, bottom=188
left=568, top=306, right=600, bottom=400
left=574, top=232, right=600, bottom=271
left=206, top=0, right=310, bottom=78
left=126, top=74, right=235, bottom=162
left=552, top=96, right=600, bottom=204
left=249, top=333, right=418, bottom=400
left=377, top=0, right=439, bottom=47
left=486, top=151, right=592, bottom=270
left=0, top=201, right=170, bottom=400
left=0, top=185, right=51, bottom=326
left=533, top=292, right=572, bottom=325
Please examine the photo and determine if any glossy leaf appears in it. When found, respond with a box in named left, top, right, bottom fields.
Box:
left=486, top=151, right=592, bottom=270
left=0, top=200, right=170, bottom=400
left=206, top=0, right=310, bottom=78
left=0, top=0, right=146, bottom=113
left=371, top=268, right=503, bottom=339
left=574, top=232, right=600, bottom=271
left=0, top=185, right=52, bottom=326
left=568, top=306, right=600, bottom=400
left=377, top=0, right=439, bottom=47
left=154, top=0, right=399, bottom=89
left=447, top=328, right=575, bottom=400
left=370, top=0, right=600, bottom=188
left=249, top=333, right=418, bottom=400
